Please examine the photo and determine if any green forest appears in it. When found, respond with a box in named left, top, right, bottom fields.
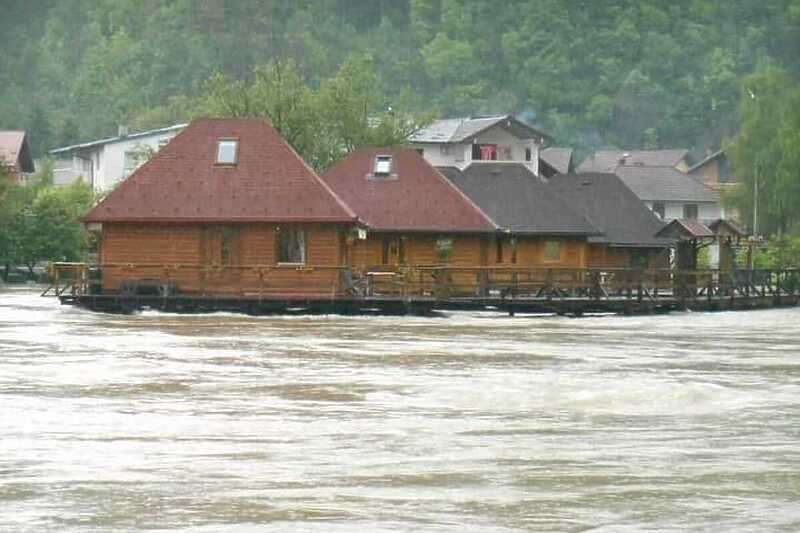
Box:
left=2, top=0, right=799, bottom=159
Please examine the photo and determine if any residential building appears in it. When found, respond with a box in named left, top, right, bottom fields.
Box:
left=409, top=115, right=548, bottom=174
left=438, top=163, right=599, bottom=268
left=51, top=123, right=186, bottom=191
left=322, top=147, right=496, bottom=274
left=688, top=148, right=738, bottom=193
left=577, top=149, right=690, bottom=173
left=612, top=165, right=722, bottom=223
left=547, top=173, right=671, bottom=268
left=0, top=130, right=35, bottom=184
left=81, top=118, right=357, bottom=297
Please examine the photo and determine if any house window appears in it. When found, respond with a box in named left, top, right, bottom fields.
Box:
left=472, top=144, right=498, bottom=161
left=381, top=237, right=406, bottom=265
left=544, top=241, right=562, bottom=262
left=123, top=151, right=145, bottom=177
left=440, top=145, right=453, bottom=156
left=278, top=227, right=306, bottom=264
left=435, top=237, right=453, bottom=263
left=652, top=202, right=665, bottom=219
left=683, top=203, right=698, bottom=220
left=525, top=147, right=532, bottom=162
left=216, top=139, right=238, bottom=164
left=374, top=155, right=392, bottom=175
left=510, top=238, right=518, bottom=264
left=221, top=227, right=238, bottom=266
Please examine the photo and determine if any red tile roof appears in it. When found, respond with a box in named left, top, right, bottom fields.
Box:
left=656, top=219, right=714, bottom=239
left=322, top=147, right=496, bottom=232
left=82, top=118, right=356, bottom=223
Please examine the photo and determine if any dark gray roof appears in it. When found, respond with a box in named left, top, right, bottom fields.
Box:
left=438, top=163, right=597, bottom=236
left=411, top=115, right=548, bottom=144
left=540, top=147, right=573, bottom=174
left=547, top=173, right=670, bottom=248
left=577, top=149, right=689, bottom=172
left=614, top=165, right=719, bottom=203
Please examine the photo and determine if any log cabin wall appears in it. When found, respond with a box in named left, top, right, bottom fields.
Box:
left=587, top=244, right=631, bottom=269
left=100, top=222, right=345, bottom=297
left=510, top=237, right=586, bottom=268
left=347, top=233, right=489, bottom=270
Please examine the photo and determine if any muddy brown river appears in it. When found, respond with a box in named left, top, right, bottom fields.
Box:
left=1, top=285, right=799, bottom=531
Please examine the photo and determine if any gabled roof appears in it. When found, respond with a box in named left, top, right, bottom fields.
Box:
left=0, top=130, right=34, bottom=173
left=708, top=218, right=748, bottom=237
left=321, top=148, right=495, bottom=233
left=410, top=115, right=549, bottom=144
left=82, top=118, right=356, bottom=223
left=614, top=165, right=719, bottom=203
left=656, top=219, right=714, bottom=240
left=439, top=163, right=597, bottom=236
left=546, top=173, right=670, bottom=248
left=50, top=123, right=187, bottom=155
left=688, top=149, right=725, bottom=173
left=577, top=149, right=689, bottom=173
left=540, top=147, right=573, bottom=174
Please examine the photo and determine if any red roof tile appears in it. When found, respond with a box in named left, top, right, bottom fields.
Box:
left=322, top=148, right=496, bottom=232
left=82, top=118, right=356, bottom=223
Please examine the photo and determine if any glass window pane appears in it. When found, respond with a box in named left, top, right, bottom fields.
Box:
left=279, top=228, right=306, bottom=264
left=544, top=241, right=562, bottom=261
left=217, top=140, right=238, bottom=164
left=374, top=156, right=392, bottom=174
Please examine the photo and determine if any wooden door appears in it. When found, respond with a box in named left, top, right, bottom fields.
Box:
left=201, top=225, right=241, bottom=291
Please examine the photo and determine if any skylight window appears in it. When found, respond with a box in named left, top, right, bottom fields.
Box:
left=374, top=155, right=392, bottom=175
left=216, top=139, right=238, bottom=164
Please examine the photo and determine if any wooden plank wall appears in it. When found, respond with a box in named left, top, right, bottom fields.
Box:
left=100, top=223, right=344, bottom=297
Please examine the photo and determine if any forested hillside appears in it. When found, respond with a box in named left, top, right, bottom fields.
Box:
left=2, top=0, right=799, bottom=160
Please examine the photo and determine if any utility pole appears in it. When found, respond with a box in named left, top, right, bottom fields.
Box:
left=753, top=159, right=758, bottom=236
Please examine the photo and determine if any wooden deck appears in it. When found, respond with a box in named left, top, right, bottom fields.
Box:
left=44, top=263, right=800, bottom=316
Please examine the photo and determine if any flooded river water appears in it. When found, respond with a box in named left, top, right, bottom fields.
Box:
left=1, top=285, right=799, bottom=532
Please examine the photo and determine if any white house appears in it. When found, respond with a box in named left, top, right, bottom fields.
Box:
left=409, top=115, right=548, bottom=174
left=50, top=123, right=186, bottom=192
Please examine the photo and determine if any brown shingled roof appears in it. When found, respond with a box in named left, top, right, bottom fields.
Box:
left=82, top=118, right=356, bottom=223
left=321, top=148, right=496, bottom=232
left=0, top=130, right=34, bottom=174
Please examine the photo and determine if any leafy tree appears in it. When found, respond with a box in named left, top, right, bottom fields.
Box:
left=3, top=0, right=800, bottom=160
left=0, top=162, right=92, bottom=280
left=191, top=56, right=433, bottom=170
left=728, top=68, right=800, bottom=235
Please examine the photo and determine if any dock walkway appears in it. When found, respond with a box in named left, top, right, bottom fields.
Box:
left=45, top=263, right=800, bottom=316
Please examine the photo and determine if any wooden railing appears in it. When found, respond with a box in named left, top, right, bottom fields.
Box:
left=44, top=262, right=800, bottom=305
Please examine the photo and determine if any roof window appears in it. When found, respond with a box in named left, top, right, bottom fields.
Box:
left=374, top=155, right=392, bottom=175
left=216, top=139, right=238, bottom=165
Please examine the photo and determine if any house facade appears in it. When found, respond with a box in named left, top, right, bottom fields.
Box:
left=547, top=173, right=671, bottom=269
left=81, top=118, right=357, bottom=297
left=51, top=123, right=186, bottom=191
left=438, top=163, right=599, bottom=270
left=0, top=130, right=35, bottom=184
left=410, top=115, right=548, bottom=175
left=612, top=165, right=722, bottom=223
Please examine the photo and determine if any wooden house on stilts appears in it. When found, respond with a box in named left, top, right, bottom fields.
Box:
left=81, top=118, right=358, bottom=299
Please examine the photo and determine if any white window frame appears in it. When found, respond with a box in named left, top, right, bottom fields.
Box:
left=216, top=138, right=239, bottom=165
